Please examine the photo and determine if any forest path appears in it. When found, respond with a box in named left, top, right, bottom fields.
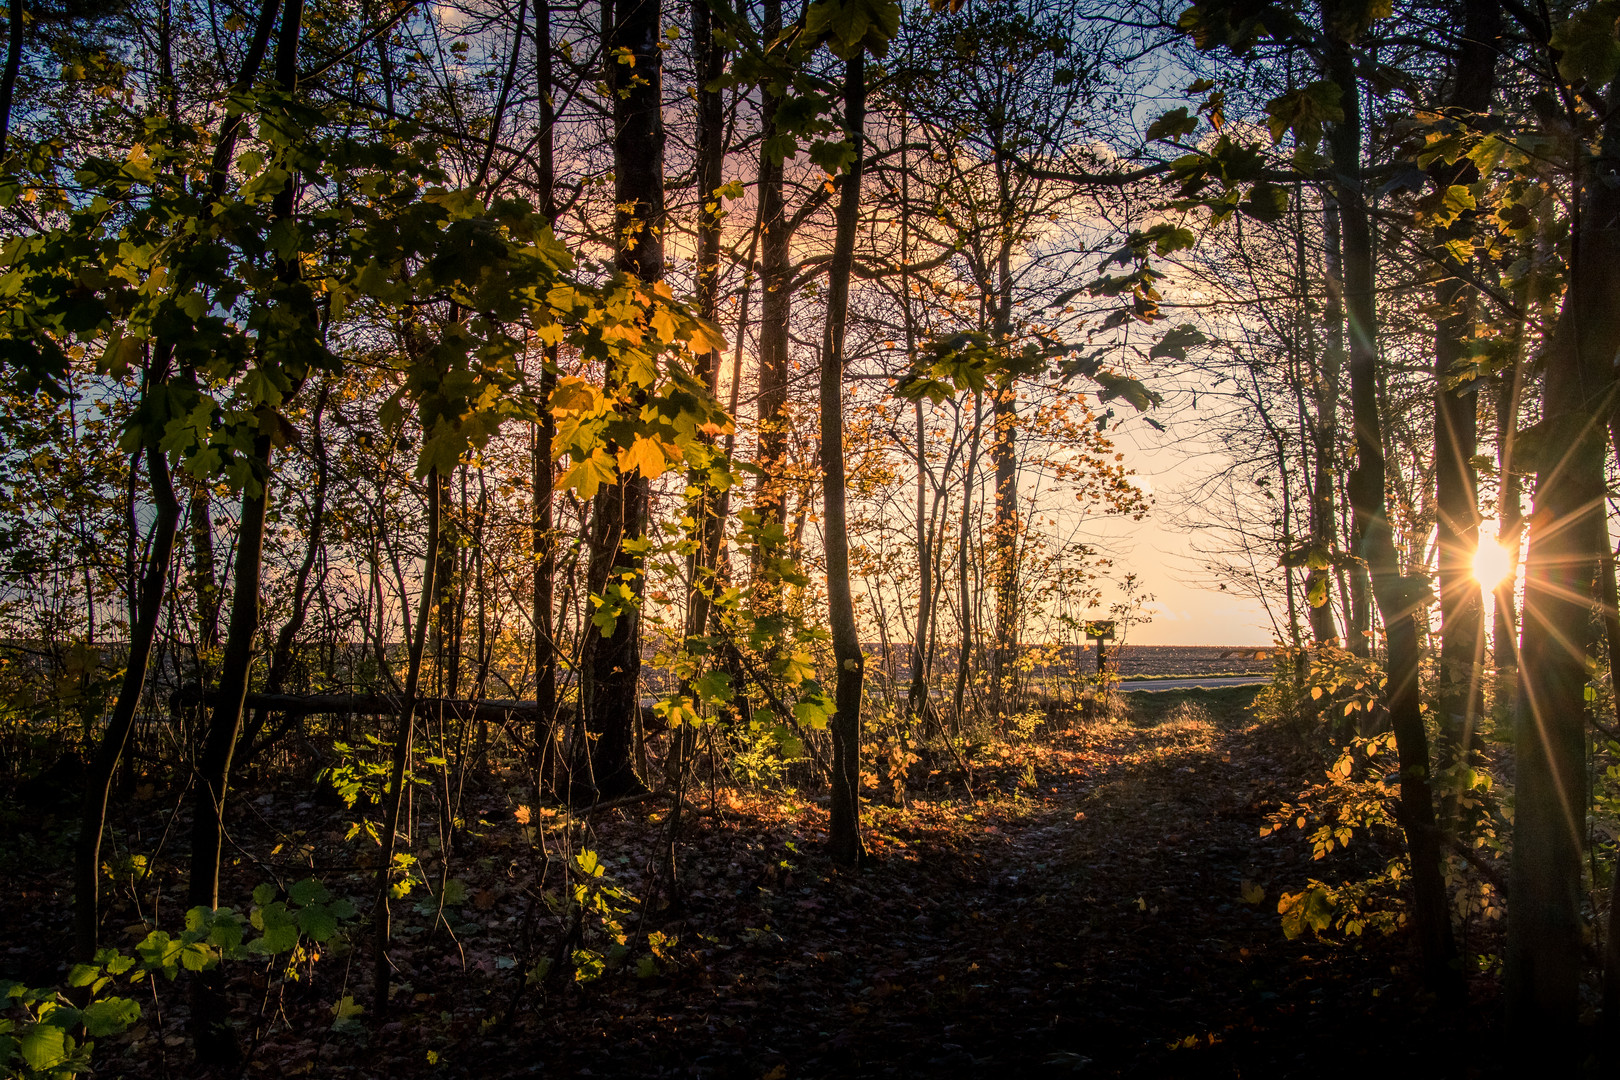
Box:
left=483, top=686, right=1498, bottom=1079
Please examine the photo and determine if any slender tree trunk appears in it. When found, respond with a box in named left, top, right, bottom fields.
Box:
left=74, top=413, right=179, bottom=957
left=1431, top=0, right=1500, bottom=762
left=684, top=0, right=725, bottom=650
left=1493, top=356, right=1524, bottom=677
left=372, top=468, right=440, bottom=1015
left=1507, top=99, right=1620, bottom=1050
left=582, top=0, right=663, bottom=799
left=187, top=8, right=303, bottom=1056
left=185, top=440, right=272, bottom=1067
left=186, top=442, right=273, bottom=914
left=1322, top=11, right=1456, bottom=991
left=987, top=147, right=1021, bottom=717
left=190, top=479, right=221, bottom=653
left=954, top=395, right=982, bottom=726
left=752, top=0, right=790, bottom=544
left=821, top=50, right=866, bottom=867
left=532, top=0, right=559, bottom=783
left=1322, top=190, right=1369, bottom=657
left=239, top=381, right=331, bottom=768
left=0, top=0, right=22, bottom=161
left=1299, top=184, right=1340, bottom=646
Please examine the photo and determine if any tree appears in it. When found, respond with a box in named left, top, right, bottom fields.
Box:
left=580, top=0, right=665, bottom=800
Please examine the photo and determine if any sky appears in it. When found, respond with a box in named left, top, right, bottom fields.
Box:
left=1083, top=410, right=1278, bottom=648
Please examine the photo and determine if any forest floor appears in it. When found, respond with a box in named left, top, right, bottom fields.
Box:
left=3, top=686, right=1509, bottom=1079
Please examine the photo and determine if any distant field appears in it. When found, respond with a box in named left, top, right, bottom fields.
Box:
left=1104, top=644, right=1276, bottom=679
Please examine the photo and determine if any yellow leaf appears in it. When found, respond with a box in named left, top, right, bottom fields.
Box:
left=689, top=318, right=729, bottom=355
left=550, top=376, right=601, bottom=417
left=558, top=449, right=616, bottom=499
left=1309, top=685, right=1322, bottom=700
left=547, top=284, right=583, bottom=313
left=648, top=306, right=678, bottom=344
left=617, top=436, right=668, bottom=480
left=535, top=321, right=565, bottom=347
left=1240, top=880, right=1265, bottom=904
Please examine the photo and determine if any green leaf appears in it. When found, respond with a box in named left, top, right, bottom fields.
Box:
left=1552, top=4, right=1620, bottom=85
left=692, top=670, right=733, bottom=705
left=808, top=138, right=857, bottom=175
left=18, top=1020, right=70, bottom=1071
left=296, top=904, right=339, bottom=943
left=80, top=997, right=140, bottom=1038
left=249, top=902, right=300, bottom=955
left=771, top=651, right=818, bottom=685
left=793, top=689, right=836, bottom=729
left=1239, top=181, right=1288, bottom=223
left=1149, top=323, right=1208, bottom=361
left=288, top=878, right=332, bottom=906
left=1146, top=107, right=1198, bottom=142
left=1264, top=81, right=1343, bottom=146
left=135, top=931, right=183, bottom=980
left=558, top=448, right=616, bottom=500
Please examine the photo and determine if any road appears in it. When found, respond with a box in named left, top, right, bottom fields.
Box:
left=1116, top=675, right=1267, bottom=692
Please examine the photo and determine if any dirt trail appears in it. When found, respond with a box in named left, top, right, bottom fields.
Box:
left=477, top=688, right=1500, bottom=1080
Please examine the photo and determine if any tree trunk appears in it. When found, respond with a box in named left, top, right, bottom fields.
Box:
left=185, top=441, right=271, bottom=1067
left=372, top=467, right=440, bottom=1015
left=1300, top=183, right=1340, bottom=646
left=821, top=50, right=867, bottom=867
left=988, top=146, right=1020, bottom=717
left=190, top=479, right=221, bottom=653
left=239, top=380, right=331, bottom=769
left=1322, top=11, right=1456, bottom=991
left=0, top=0, right=22, bottom=160
left=752, top=0, right=791, bottom=544
left=1431, top=0, right=1499, bottom=761
left=954, top=395, right=982, bottom=727
left=1493, top=342, right=1526, bottom=678
left=582, top=0, right=662, bottom=799
left=74, top=421, right=179, bottom=957
left=1506, top=100, right=1620, bottom=1050
left=684, top=0, right=725, bottom=650
left=186, top=442, right=272, bottom=913
left=532, top=0, right=559, bottom=784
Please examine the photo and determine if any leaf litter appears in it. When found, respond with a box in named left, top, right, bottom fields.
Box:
left=1, top=686, right=1504, bottom=1077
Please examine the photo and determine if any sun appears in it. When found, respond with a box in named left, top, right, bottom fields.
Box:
left=1471, top=537, right=1516, bottom=587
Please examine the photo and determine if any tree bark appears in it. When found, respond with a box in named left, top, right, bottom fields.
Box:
left=1506, top=93, right=1620, bottom=1052
left=372, top=467, right=440, bottom=1015
left=186, top=0, right=303, bottom=915
left=74, top=418, right=179, bottom=957
left=239, top=380, right=331, bottom=769
left=1300, top=182, right=1340, bottom=646
left=988, top=147, right=1020, bottom=717
left=1431, top=0, right=1500, bottom=762
left=582, top=0, right=663, bottom=799
left=0, top=0, right=23, bottom=161
left=1322, top=10, right=1457, bottom=991
left=752, top=0, right=791, bottom=544
left=532, top=0, right=559, bottom=785
left=1493, top=338, right=1526, bottom=678
left=186, top=442, right=273, bottom=914
left=821, top=51, right=866, bottom=866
